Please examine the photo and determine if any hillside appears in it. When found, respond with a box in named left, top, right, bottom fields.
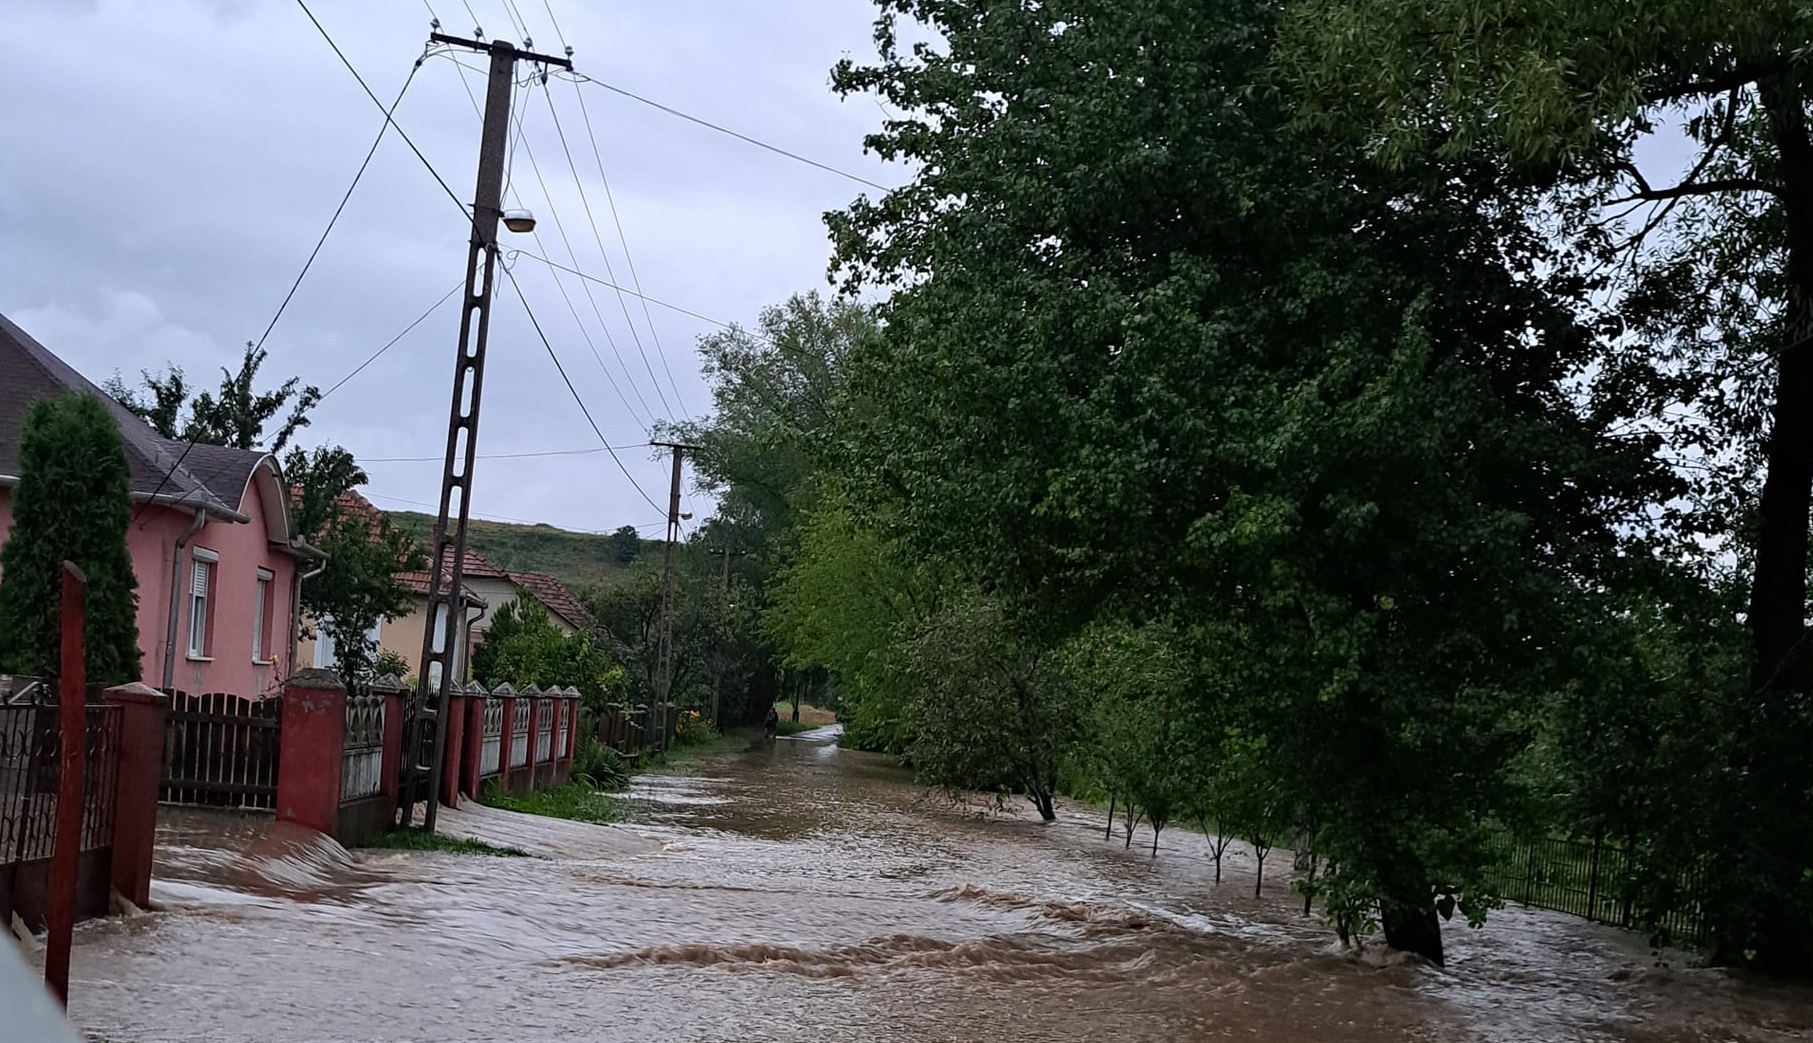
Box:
left=385, top=511, right=656, bottom=595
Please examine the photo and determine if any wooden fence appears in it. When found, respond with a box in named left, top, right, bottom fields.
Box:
left=340, top=685, right=388, bottom=805
left=160, top=692, right=280, bottom=810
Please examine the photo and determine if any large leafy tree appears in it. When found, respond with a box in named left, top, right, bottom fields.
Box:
left=107, top=341, right=320, bottom=453
left=1276, top=0, right=1813, bottom=973
left=470, top=591, right=622, bottom=715
left=826, top=0, right=1670, bottom=962
left=285, top=446, right=423, bottom=685
left=0, top=393, right=142, bottom=685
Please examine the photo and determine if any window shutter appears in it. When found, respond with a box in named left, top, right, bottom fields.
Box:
left=190, top=560, right=209, bottom=597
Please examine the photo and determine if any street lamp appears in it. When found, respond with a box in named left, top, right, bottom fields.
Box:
left=502, top=208, right=537, bottom=233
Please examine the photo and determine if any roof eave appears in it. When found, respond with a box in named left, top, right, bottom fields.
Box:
left=131, top=490, right=248, bottom=524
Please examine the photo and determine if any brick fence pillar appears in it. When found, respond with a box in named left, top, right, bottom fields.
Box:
left=462, top=683, right=486, bottom=798
left=275, top=669, right=346, bottom=836
left=378, top=683, right=406, bottom=822
left=102, top=682, right=169, bottom=909
left=441, top=686, right=466, bottom=808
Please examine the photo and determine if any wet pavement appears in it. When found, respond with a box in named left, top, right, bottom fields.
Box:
left=57, top=726, right=1813, bottom=1042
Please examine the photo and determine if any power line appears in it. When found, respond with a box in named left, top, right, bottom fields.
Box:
left=564, top=74, right=690, bottom=417
left=539, top=0, right=570, bottom=53
left=362, top=443, right=644, bottom=463
left=365, top=490, right=656, bottom=533
left=296, top=0, right=467, bottom=216
left=562, top=70, right=892, bottom=192
left=540, top=80, right=682, bottom=418
left=502, top=262, right=667, bottom=514
left=508, top=248, right=738, bottom=331
left=137, top=15, right=424, bottom=520
left=440, top=53, right=661, bottom=428
left=319, top=282, right=464, bottom=402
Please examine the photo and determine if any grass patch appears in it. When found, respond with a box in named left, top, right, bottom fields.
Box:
left=774, top=716, right=821, bottom=736
left=482, top=780, right=627, bottom=825
left=642, top=727, right=764, bottom=776
left=361, top=829, right=527, bottom=857
left=773, top=701, right=839, bottom=727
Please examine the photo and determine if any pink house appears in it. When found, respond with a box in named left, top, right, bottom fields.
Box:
left=0, top=313, right=319, bottom=695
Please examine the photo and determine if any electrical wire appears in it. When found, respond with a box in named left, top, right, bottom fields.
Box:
left=561, top=77, right=690, bottom=417
left=362, top=444, right=643, bottom=463
left=441, top=53, right=660, bottom=428
left=508, top=248, right=739, bottom=330
left=540, top=81, right=681, bottom=419
left=502, top=262, right=667, bottom=514
left=364, top=491, right=648, bottom=533
left=296, top=0, right=467, bottom=216
left=137, top=14, right=426, bottom=521
left=318, top=282, right=464, bottom=402
left=562, top=70, right=892, bottom=192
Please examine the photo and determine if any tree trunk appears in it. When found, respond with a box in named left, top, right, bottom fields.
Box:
left=1032, top=789, right=1056, bottom=822
left=1712, top=74, right=1813, bottom=975
left=1106, top=794, right=1116, bottom=840
left=1381, top=901, right=1444, bottom=966
left=1253, top=846, right=1267, bottom=898
left=1378, top=858, right=1444, bottom=965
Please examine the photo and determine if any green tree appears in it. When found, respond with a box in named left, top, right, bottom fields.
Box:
left=606, top=525, right=642, bottom=566
left=471, top=591, right=622, bottom=715
left=107, top=341, right=320, bottom=453
left=826, top=0, right=1671, bottom=962
left=1276, top=0, right=1813, bottom=971
left=285, top=446, right=423, bottom=685
left=0, top=393, right=142, bottom=685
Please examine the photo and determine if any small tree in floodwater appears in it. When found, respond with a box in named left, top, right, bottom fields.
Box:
left=905, top=594, right=1076, bottom=821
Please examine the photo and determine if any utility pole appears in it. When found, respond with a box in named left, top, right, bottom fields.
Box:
left=649, top=441, right=700, bottom=754
left=405, top=32, right=571, bottom=833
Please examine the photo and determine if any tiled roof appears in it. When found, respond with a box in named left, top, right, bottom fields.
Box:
left=395, top=544, right=511, bottom=595
left=507, top=570, right=593, bottom=631
left=0, top=311, right=266, bottom=520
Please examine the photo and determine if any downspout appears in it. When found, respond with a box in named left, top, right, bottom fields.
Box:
left=162, top=508, right=208, bottom=689
left=290, top=554, right=329, bottom=677
left=458, top=589, right=489, bottom=683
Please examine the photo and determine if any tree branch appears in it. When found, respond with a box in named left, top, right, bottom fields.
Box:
left=1607, top=177, right=1781, bottom=204
left=1648, top=61, right=1781, bottom=106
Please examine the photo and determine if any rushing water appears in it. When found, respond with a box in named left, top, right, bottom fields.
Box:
left=58, top=726, right=1813, bottom=1042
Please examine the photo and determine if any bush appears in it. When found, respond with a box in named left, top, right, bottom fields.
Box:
left=571, top=735, right=628, bottom=789
left=673, top=709, right=713, bottom=746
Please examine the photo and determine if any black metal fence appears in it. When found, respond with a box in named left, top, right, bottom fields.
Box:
left=0, top=699, right=122, bottom=867
left=1485, top=832, right=1707, bottom=945
left=160, top=691, right=281, bottom=810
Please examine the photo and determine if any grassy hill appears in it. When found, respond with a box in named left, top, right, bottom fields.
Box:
left=385, top=511, right=656, bottom=594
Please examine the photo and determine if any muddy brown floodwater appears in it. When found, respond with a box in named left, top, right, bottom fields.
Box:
left=58, top=726, right=1813, bottom=1042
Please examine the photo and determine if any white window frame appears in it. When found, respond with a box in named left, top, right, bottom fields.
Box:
left=313, top=613, right=337, bottom=670
left=252, top=568, right=275, bottom=663
left=187, top=548, right=218, bottom=660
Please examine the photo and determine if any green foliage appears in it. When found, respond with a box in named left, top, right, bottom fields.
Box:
left=0, top=393, right=141, bottom=684
left=672, top=708, right=714, bottom=746
left=482, top=779, right=625, bottom=825
left=387, top=511, right=648, bottom=594
left=470, top=591, right=622, bottom=715
left=606, top=525, right=642, bottom=566
left=361, top=829, right=527, bottom=857
left=373, top=648, right=412, bottom=683
left=570, top=734, right=629, bottom=789
left=107, top=341, right=320, bottom=453
left=285, top=445, right=423, bottom=686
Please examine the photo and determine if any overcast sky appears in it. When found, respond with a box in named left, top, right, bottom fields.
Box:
left=0, top=0, right=899, bottom=536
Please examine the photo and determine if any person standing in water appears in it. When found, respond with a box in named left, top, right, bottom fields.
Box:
left=764, top=705, right=779, bottom=740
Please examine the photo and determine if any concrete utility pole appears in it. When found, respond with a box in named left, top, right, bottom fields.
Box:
left=407, top=33, right=571, bottom=833
left=649, top=441, right=700, bottom=753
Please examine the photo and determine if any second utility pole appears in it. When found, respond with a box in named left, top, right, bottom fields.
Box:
left=649, top=440, right=700, bottom=754
left=407, top=32, right=570, bottom=833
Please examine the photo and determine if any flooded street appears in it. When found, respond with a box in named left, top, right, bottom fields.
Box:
left=62, top=727, right=1813, bottom=1042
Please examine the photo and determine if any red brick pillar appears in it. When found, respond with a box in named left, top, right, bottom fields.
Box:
left=523, top=686, right=543, bottom=793
left=441, top=685, right=466, bottom=808
left=102, top=682, right=169, bottom=909
left=379, top=683, right=406, bottom=820
left=276, top=669, right=346, bottom=836
left=462, top=684, right=486, bottom=798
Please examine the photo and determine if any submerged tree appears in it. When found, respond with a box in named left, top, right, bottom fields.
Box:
left=0, top=393, right=141, bottom=685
